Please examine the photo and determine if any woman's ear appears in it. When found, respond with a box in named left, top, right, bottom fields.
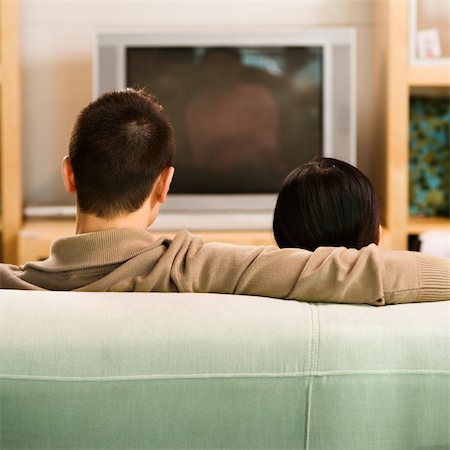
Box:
left=377, top=224, right=383, bottom=245
left=62, top=156, right=77, bottom=194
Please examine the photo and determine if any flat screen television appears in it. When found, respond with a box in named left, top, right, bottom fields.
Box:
left=93, top=28, right=356, bottom=230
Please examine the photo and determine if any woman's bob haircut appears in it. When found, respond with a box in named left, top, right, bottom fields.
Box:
left=273, top=157, right=380, bottom=251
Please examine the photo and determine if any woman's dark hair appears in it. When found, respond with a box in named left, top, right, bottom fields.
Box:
left=273, top=157, right=380, bottom=250
left=69, top=88, right=175, bottom=218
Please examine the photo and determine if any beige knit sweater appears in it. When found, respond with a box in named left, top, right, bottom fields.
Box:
left=1, top=229, right=449, bottom=305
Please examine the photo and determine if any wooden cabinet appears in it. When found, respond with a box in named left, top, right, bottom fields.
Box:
left=0, top=0, right=22, bottom=263
left=375, top=0, right=450, bottom=250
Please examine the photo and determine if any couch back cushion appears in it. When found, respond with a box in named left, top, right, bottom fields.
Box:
left=1, top=291, right=449, bottom=449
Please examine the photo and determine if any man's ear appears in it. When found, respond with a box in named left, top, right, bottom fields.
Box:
left=155, top=166, right=175, bottom=204
left=62, top=156, right=77, bottom=194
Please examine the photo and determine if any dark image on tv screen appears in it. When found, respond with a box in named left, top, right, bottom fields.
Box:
left=127, top=46, right=323, bottom=194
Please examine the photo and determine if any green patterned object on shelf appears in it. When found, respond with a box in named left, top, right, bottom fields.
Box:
left=409, top=96, right=450, bottom=217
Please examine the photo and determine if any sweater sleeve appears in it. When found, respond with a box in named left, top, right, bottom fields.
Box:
left=167, top=232, right=384, bottom=305
left=382, top=250, right=450, bottom=304
left=167, top=232, right=450, bottom=306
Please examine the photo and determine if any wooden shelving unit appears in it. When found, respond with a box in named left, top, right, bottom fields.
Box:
left=408, top=216, right=450, bottom=235
left=375, top=0, right=450, bottom=250
left=409, top=66, right=450, bottom=87
left=0, top=0, right=22, bottom=263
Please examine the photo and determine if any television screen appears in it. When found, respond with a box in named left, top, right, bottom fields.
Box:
left=127, top=46, right=323, bottom=194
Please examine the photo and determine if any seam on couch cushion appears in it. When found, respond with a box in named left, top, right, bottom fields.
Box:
left=315, top=304, right=321, bottom=376
left=1, top=370, right=449, bottom=382
left=307, top=302, right=313, bottom=376
left=304, top=303, right=320, bottom=450
left=304, top=378, right=313, bottom=450
left=304, top=303, right=314, bottom=450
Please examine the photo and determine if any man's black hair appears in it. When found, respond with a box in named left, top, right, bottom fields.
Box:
left=69, top=88, right=175, bottom=218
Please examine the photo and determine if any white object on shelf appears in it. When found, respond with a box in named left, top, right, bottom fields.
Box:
left=409, top=0, right=450, bottom=65
left=417, top=29, right=442, bottom=58
left=419, top=230, right=450, bottom=258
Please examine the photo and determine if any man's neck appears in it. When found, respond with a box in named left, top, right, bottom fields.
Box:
left=75, top=203, right=157, bottom=234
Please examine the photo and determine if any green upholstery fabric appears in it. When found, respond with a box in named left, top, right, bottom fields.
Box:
left=1, top=291, right=449, bottom=449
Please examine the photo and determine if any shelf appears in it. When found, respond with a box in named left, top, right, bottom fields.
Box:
left=407, top=216, right=450, bottom=234
left=409, top=66, right=450, bottom=87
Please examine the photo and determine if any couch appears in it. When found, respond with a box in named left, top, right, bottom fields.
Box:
left=1, top=290, right=449, bottom=450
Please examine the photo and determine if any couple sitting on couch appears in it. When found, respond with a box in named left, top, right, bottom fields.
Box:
left=0, top=89, right=448, bottom=304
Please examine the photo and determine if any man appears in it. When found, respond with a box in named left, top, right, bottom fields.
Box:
left=0, top=88, right=448, bottom=305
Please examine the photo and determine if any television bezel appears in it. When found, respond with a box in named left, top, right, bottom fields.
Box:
left=93, top=27, right=356, bottom=230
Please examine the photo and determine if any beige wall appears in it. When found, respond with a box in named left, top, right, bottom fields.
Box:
left=20, top=0, right=379, bottom=207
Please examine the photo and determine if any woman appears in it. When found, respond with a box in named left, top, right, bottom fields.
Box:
left=273, top=157, right=382, bottom=250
